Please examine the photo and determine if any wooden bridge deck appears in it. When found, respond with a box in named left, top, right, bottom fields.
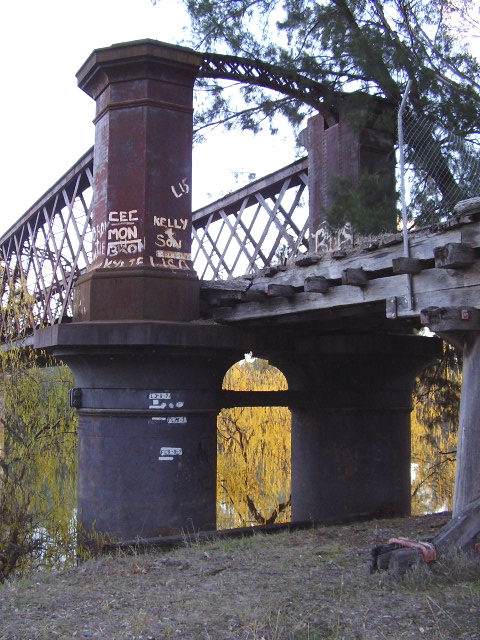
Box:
left=200, top=207, right=480, bottom=334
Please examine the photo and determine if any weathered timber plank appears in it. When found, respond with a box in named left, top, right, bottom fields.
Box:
left=342, top=267, right=369, bottom=286
left=200, top=278, right=251, bottom=291
left=203, top=290, right=244, bottom=307
left=454, top=197, right=480, bottom=217
left=388, top=261, right=480, bottom=319
left=434, top=242, right=475, bottom=269
left=244, top=285, right=268, bottom=302
left=207, top=220, right=480, bottom=323
left=399, top=261, right=480, bottom=297
left=304, top=276, right=329, bottom=293
left=263, top=265, right=287, bottom=277
left=213, top=277, right=403, bottom=322
left=362, top=261, right=480, bottom=303
left=461, top=224, right=480, bottom=246
left=392, top=257, right=423, bottom=274
left=420, top=306, right=480, bottom=332
left=392, top=287, right=480, bottom=320
left=267, top=284, right=295, bottom=297
left=433, top=495, right=480, bottom=551
left=243, top=226, right=471, bottom=289
left=295, top=254, right=322, bottom=267
left=213, top=266, right=480, bottom=323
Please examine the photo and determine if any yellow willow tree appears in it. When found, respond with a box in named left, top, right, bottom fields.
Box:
left=217, top=357, right=291, bottom=529
left=0, top=276, right=78, bottom=581
left=411, top=343, right=461, bottom=515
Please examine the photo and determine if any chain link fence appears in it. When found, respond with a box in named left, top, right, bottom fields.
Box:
left=399, top=106, right=480, bottom=228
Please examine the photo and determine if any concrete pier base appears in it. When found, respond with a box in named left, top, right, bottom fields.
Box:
left=269, top=334, right=441, bottom=523
left=35, top=321, right=249, bottom=540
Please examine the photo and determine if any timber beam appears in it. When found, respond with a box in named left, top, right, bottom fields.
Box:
left=199, top=213, right=480, bottom=330
left=434, top=243, right=475, bottom=269
left=420, top=306, right=480, bottom=332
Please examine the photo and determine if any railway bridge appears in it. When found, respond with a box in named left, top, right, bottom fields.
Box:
left=2, top=40, right=479, bottom=541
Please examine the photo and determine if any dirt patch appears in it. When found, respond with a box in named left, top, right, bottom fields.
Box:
left=1, top=513, right=479, bottom=639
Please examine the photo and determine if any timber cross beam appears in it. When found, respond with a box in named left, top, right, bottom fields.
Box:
left=199, top=207, right=480, bottom=333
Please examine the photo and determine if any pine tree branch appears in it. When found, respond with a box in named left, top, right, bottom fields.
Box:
left=370, top=0, right=422, bottom=100
left=330, top=0, right=401, bottom=102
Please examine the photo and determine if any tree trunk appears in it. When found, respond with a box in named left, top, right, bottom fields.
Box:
left=453, top=331, right=480, bottom=517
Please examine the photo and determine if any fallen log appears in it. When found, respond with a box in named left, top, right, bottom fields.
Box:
left=371, top=496, right=480, bottom=573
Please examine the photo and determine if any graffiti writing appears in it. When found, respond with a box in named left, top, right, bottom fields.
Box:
left=171, top=177, right=189, bottom=198
left=106, top=209, right=144, bottom=258
left=149, top=255, right=191, bottom=271
left=153, top=216, right=188, bottom=230
left=103, top=257, right=144, bottom=268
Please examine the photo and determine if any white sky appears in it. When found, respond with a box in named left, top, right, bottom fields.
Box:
left=0, top=1, right=478, bottom=238
left=0, top=0, right=297, bottom=237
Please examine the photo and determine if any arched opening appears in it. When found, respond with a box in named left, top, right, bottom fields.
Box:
left=217, top=355, right=291, bottom=529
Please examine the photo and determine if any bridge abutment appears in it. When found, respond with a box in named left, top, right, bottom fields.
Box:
left=33, top=39, right=443, bottom=542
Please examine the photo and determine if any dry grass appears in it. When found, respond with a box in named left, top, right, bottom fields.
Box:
left=1, top=513, right=479, bottom=640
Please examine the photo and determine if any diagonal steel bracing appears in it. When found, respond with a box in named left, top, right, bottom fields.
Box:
left=0, top=151, right=309, bottom=338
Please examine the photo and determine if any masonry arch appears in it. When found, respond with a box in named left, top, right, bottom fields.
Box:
left=217, top=356, right=291, bottom=529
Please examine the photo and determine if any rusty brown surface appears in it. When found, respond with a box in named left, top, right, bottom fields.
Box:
left=306, top=95, right=396, bottom=235
left=76, top=40, right=202, bottom=322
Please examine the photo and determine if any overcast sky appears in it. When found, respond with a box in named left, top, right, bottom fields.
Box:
left=0, top=0, right=478, bottom=238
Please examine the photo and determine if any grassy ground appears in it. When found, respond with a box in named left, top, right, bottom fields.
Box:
left=1, top=513, right=479, bottom=640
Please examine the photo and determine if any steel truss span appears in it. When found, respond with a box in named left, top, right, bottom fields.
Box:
left=198, top=53, right=339, bottom=122
left=0, top=151, right=309, bottom=336
left=0, top=149, right=94, bottom=338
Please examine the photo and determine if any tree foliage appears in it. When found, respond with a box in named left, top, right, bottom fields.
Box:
left=411, top=342, right=461, bottom=514
left=157, top=0, right=480, bottom=225
left=217, top=358, right=291, bottom=529
left=0, top=277, right=78, bottom=581
left=326, top=172, right=398, bottom=235
left=0, top=346, right=78, bottom=581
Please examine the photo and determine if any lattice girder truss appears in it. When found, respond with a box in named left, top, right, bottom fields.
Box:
left=0, top=151, right=309, bottom=337
left=192, top=158, right=309, bottom=280
left=0, top=149, right=94, bottom=338
left=198, top=53, right=339, bottom=124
